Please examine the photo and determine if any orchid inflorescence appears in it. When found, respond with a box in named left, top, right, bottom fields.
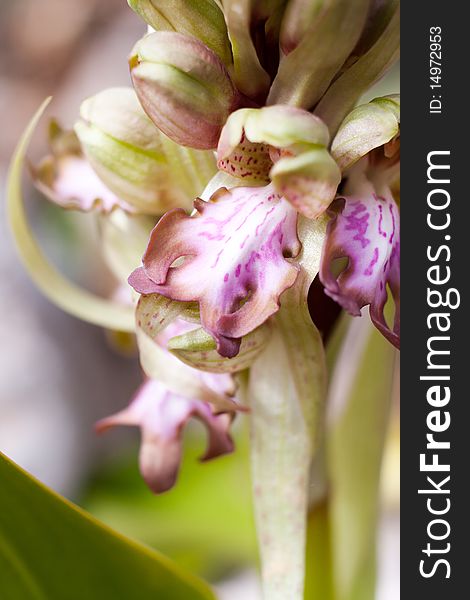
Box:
left=9, top=1, right=399, bottom=598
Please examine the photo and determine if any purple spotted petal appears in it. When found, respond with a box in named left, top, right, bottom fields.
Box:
left=320, top=183, right=400, bottom=348
left=129, top=184, right=301, bottom=357
left=96, top=379, right=234, bottom=493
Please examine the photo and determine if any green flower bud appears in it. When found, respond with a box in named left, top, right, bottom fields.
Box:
left=331, top=95, right=400, bottom=171
left=268, top=0, right=370, bottom=108
left=128, top=0, right=232, bottom=66
left=74, top=87, right=187, bottom=214
left=130, top=32, right=240, bottom=149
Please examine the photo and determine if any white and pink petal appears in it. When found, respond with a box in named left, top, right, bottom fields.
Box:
left=320, top=181, right=400, bottom=348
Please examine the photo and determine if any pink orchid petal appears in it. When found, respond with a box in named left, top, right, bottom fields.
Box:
left=320, top=183, right=400, bottom=348
left=34, top=154, right=134, bottom=213
left=216, top=106, right=331, bottom=185
left=129, top=184, right=301, bottom=357
left=96, top=379, right=234, bottom=493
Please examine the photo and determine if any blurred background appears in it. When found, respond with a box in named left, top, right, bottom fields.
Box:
left=0, top=1, right=399, bottom=598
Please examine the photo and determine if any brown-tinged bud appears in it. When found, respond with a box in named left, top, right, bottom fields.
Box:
left=130, top=32, right=240, bottom=149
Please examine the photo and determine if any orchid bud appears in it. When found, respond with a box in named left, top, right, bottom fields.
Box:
left=331, top=95, right=400, bottom=171
left=280, top=0, right=324, bottom=54
left=268, top=0, right=370, bottom=107
left=127, top=0, right=232, bottom=66
left=130, top=32, right=240, bottom=149
left=74, top=87, right=186, bottom=214
left=217, top=106, right=341, bottom=218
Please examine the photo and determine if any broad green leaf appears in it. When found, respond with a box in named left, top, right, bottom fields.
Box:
left=6, top=98, right=135, bottom=332
left=0, top=452, right=215, bottom=600
left=327, top=318, right=395, bottom=600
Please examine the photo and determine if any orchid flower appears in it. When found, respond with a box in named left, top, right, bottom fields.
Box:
left=7, top=2, right=401, bottom=600
left=96, top=316, right=236, bottom=493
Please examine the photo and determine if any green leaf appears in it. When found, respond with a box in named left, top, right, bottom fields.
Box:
left=327, top=318, right=395, bottom=600
left=0, top=452, right=215, bottom=600
left=6, top=98, right=135, bottom=332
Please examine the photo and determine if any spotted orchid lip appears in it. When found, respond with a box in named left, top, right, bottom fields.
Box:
left=320, top=177, right=400, bottom=348
left=95, top=378, right=234, bottom=494
left=129, top=183, right=301, bottom=357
